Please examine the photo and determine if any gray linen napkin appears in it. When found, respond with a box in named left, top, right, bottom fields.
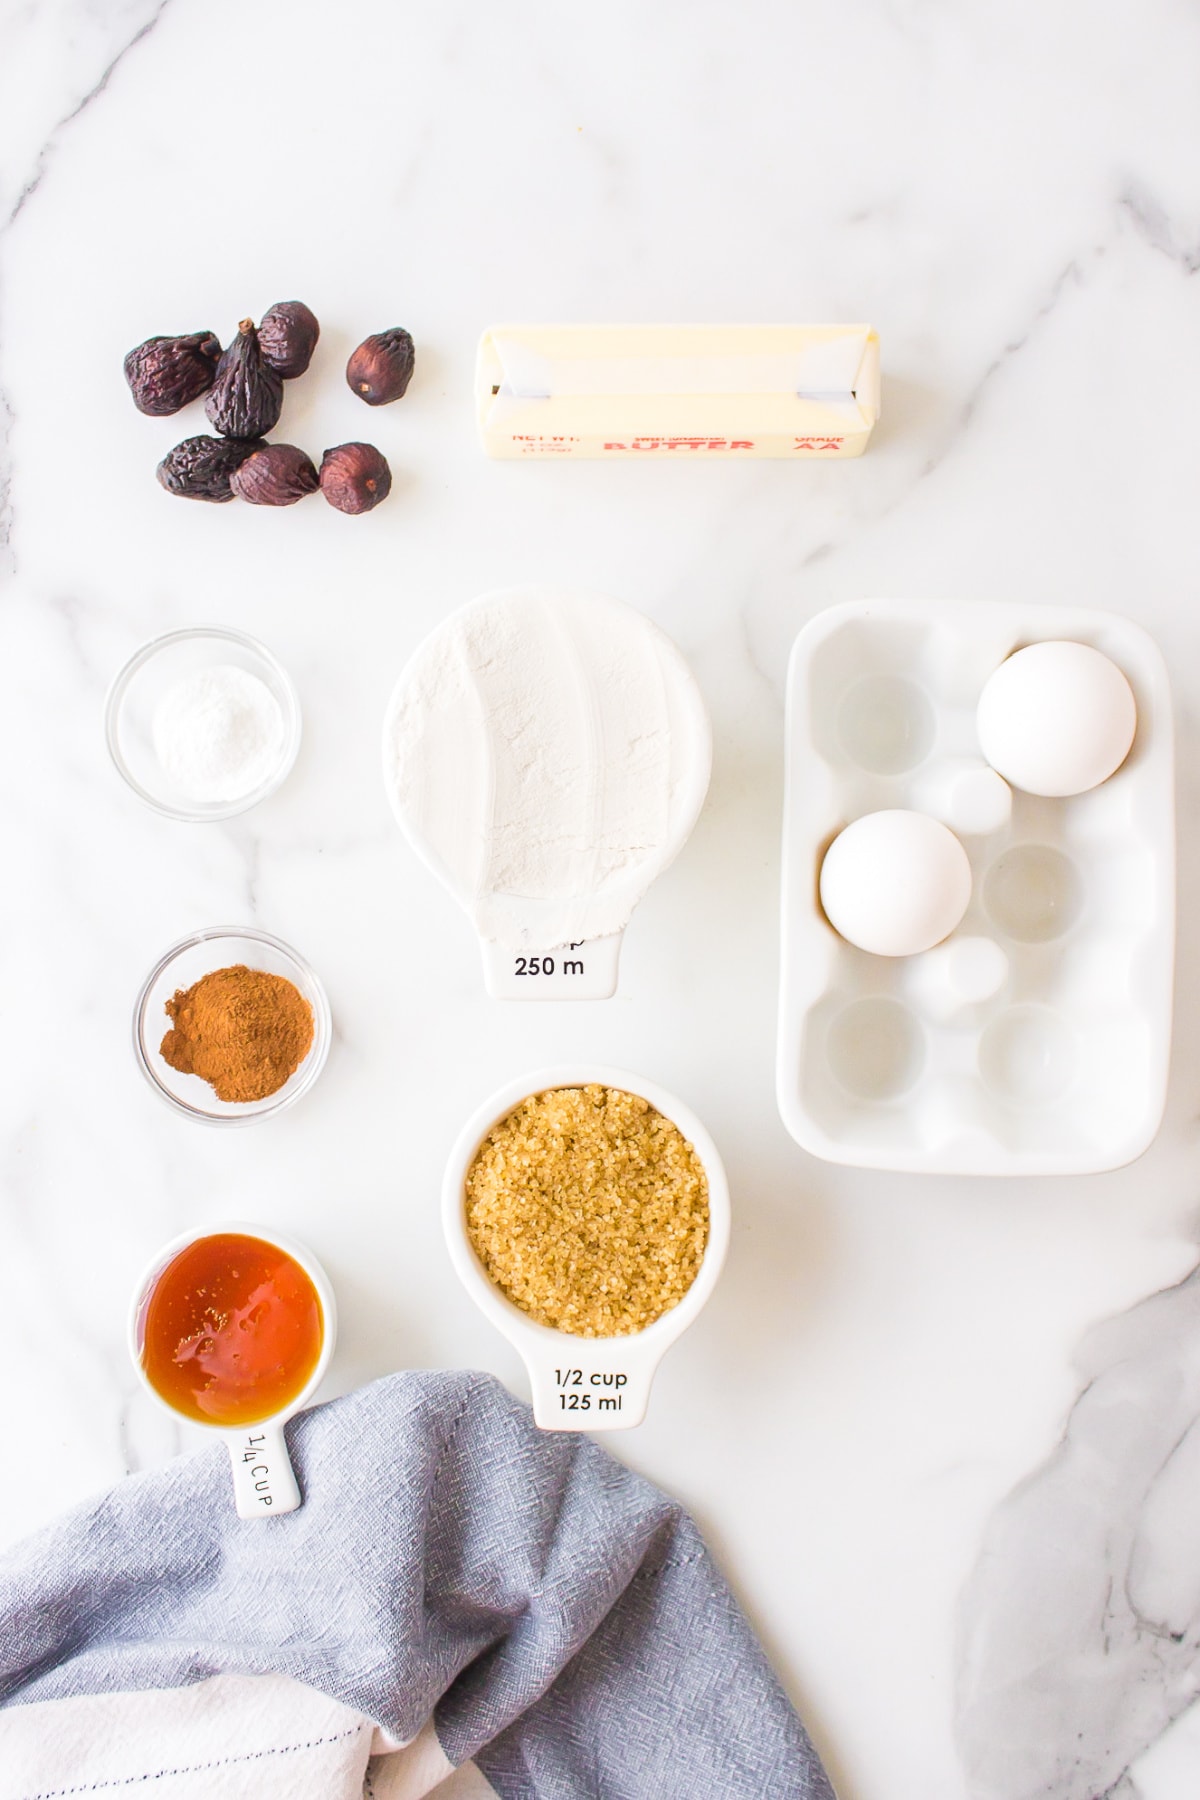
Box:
left=0, top=1369, right=833, bottom=1798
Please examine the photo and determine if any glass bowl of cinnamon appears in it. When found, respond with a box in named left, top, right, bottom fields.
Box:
left=133, top=927, right=332, bottom=1124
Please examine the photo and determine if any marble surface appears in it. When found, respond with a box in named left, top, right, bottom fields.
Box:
left=2, top=2, right=1200, bottom=1795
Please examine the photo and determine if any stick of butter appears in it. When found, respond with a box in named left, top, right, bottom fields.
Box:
left=476, top=324, right=879, bottom=460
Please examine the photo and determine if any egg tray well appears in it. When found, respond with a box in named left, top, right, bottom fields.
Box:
left=777, top=599, right=1174, bottom=1175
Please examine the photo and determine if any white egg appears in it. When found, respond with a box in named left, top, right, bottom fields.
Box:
left=819, top=810, right=973, bottom=957
left=976, top=641, right=1136, bottom=798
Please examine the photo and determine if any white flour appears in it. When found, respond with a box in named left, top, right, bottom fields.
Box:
left=383, top=589, right=711, bottom=950
left=154, top=664, right=286, bottom=805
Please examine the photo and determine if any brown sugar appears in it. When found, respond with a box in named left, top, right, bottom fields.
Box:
left=160, top=964, right=314, bottom=1103
left=465, top=1084, right=709, bottom=1338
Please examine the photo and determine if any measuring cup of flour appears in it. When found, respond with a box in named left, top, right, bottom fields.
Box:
left=382, top=588, right=712, bottom=999
left=129, top=1224, right=336, bottom=1518
left=443, top=1066, right=730, bottom=1429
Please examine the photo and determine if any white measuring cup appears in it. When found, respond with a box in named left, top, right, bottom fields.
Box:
left=443, top=1066, right=730, bottom=1430
left=129, top=1222, right=337, bottom=1519
left=382, top=588, right=712, bottom=1001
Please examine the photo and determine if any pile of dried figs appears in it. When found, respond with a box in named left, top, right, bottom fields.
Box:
left=125, top=302, right=415, bottom=513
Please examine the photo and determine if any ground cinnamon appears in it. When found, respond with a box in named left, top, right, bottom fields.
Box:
left=160, top=964, right=314, bottom=1103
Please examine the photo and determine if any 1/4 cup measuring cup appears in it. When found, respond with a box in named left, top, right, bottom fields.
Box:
left=443, top=1066, right=730, bottom=1430
left=129, top=1223, right=336, bottom=1518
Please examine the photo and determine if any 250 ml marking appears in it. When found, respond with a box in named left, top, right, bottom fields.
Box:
left=514, top=942, right=586, bottom=978
left=554, top=1367, right=627, bottom=1412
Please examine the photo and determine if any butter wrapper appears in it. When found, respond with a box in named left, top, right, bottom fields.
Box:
left=476, top=324, right=880, bottom=460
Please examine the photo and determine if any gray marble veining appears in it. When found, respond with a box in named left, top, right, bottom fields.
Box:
left=2, top=3, right=1200, bottom=1796
left=959, top=1263, right=1200, bottom=1796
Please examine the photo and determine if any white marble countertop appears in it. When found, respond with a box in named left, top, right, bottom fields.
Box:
left=3, top=4, right=1200, bottom=1796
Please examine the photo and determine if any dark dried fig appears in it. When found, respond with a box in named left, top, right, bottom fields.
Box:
left=319, top=442, right=392, bottom=513
left=230, top=443, right=319, bottom=506
left=346, top=328, right=414, bottom=405
left=204, top=319, right=283, bottom=439
left=258, top=301, right=320, bottom=379
left=156, top=434, right=265, bottom=502
left=124, top=331, right=221, bottom=415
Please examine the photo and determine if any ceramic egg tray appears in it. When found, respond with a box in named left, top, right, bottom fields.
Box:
left=777, top=599, right=1174, bottom=1175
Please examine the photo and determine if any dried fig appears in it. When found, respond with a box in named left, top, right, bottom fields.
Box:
left=345, top=328, right=414, bottom=405
left=204, top=319, right=283, bottom=439
left=124, top=331, right=221, bottom=416
left=258, top=301, right=320, bottom=379
left=156, top=435, right=266, bottom=502
left=230, top=443, right=319, bottom=506
left=319, top=442, right=392, bottom=513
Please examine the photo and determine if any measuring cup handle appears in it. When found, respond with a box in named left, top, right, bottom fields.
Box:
left=526, top=1350, right=657, bottom=1432
left=481, top=932, right=624, bottom=1001
left=224, top=1421, right=301, bottom=1518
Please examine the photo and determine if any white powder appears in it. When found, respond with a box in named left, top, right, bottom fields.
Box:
left=154, top=664, right=287, bottom=805
left=383, top=588, right=711, bottom=949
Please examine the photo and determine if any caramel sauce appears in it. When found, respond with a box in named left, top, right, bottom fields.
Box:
left=139, top=1232, right=323, bottom=1427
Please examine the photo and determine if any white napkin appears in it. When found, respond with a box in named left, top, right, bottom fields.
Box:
left=0, top=1671, right=496, bottom=1800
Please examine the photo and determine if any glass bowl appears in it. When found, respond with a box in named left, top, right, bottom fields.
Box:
left=134, top=927, right=331, bottom=1125
left=105, top=627, right=301, bottom=822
